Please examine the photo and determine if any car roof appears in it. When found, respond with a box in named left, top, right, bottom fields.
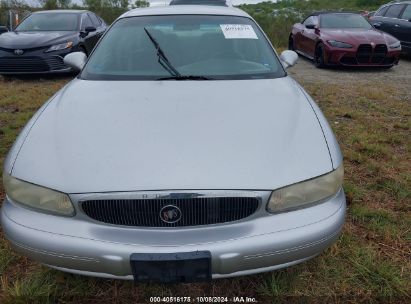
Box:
left=309, top=11, right=361, bottom=17
left=121, top=5, right=249, bottom=19
left=378, top=1, right=411, bottom=11
left=33, top=10, right=88, bottom=14
left=386, top=0, right=411, bottom=4
left=170, top=0, right=229, bottom=6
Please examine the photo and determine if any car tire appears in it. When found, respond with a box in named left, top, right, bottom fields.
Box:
left=314, top=43, right=325, bottom=68
left=288, top=35, right=294, bottom=51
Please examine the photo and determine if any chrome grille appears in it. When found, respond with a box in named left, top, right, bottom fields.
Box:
left=0, top=56, right=66, bottom=72
left=81, top=197, right=260, bottom=227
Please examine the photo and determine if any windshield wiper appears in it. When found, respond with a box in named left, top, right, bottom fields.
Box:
left=144, top=27, right=181, bottom=77
left=156, top=75, right=214, bottom=81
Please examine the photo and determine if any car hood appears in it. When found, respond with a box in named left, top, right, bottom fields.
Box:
left=0, top=31, right=77, bottom=49
left=321, top=28, right=395, bottom=45
left=11, top=77, right=333, bottom=193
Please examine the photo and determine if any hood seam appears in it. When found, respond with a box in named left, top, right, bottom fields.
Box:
left=296, top=83, right=334, bottom=169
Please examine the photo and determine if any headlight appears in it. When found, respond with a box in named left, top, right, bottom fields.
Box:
left=267, top=165, right=344, bottom=213
left=389, top=41, right=401, bottom=49
left=45, top=41, right=73, bottom=53
left=3, top=173, right=75, bottom=216
left=327, top=40, right=353, bottom=48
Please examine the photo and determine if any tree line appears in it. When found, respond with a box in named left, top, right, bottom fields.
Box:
left=0, top=0, right=150, bottom=25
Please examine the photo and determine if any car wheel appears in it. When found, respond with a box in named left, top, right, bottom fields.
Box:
left=314, top=43, right=325, bottom=68
left=288, top=35, right=294, bottom=51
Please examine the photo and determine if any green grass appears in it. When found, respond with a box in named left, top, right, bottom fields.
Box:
left=351, top=206, right=398, bottom=235
left=0, top=64, right=410, bottom=303
left=0, top=241, right=16, bottom=276
left=1, top=270, right=57, bottom=304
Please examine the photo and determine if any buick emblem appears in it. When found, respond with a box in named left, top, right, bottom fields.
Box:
left=14, top=49, right=24, bottom=55
left=159, top=205, right=182, bottom=224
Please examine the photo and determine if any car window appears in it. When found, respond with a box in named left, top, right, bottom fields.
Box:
left=375, top=6, right=389, bottom=17
left=81, top=15, right=285, bottom=81
left=15, top=13, right=79, bottom=31
left=88, top=13, right=101, bottom=27
left=401, top=5, right=411, bottom=20
left=303, top=16, right=318, bottom=26
left=385, top=4, right=405, bottom=18
left=82, top=14, right=94, bottom=29
left=320, top=13, right=372, bottom=29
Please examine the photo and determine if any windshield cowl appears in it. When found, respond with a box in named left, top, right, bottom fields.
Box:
left=157, top=75, right=214, bottom=80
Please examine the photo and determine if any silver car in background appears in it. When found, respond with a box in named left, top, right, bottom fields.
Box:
left=1, top=5, right=346, bottom=283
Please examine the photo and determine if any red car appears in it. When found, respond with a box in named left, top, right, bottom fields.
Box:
left=289, top=12, right=401, bottom=68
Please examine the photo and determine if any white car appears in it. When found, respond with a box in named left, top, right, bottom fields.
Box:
left=2, top=4, right=346, bottom=283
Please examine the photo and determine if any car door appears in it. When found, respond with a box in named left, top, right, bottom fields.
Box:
left=370, top=5, right=389, bottom=30
left=397, top=4, right=411, bottom=47
left=88, top=12, right=106, bottom=42
left=372, top=4, right=406, bottom=38
left=299, top=16, right=319, bottom=58
left=292, top=22, right=305, bottom=51
left=81, top=13, right=99, bottom=54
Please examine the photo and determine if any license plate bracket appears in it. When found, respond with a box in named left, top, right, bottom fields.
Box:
left=130, top=251, right=211, bottom=283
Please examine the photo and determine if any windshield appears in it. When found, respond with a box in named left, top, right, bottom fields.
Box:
left=320, top=14, right=372, bottom=29
left=15, top=13, right=79, bottom=31
left=81, top=15, right=285, bottom=80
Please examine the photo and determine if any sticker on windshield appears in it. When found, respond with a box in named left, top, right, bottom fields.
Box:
left=220, top=24, right=258, bottom=39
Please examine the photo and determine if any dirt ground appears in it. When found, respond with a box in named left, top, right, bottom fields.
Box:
left=288, top=56, right=411, bottom=90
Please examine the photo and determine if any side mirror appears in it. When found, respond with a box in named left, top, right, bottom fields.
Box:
left=305, top=24, right=316, bottom=29
left=80, top=26, right=96, bottom=37
left=64, top=52, right=87, bottom=72
left=85, top=26, right=96, bottom=33
left=0, top=26, right=8, bottom=34
left=280, top=50, right=298, bottom=69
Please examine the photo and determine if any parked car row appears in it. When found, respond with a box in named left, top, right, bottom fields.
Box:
left=0, top=10, right=106, bottom=74
left=289, top=1, right=411, bottom=68
left=0, top=1, right=410, bottom=75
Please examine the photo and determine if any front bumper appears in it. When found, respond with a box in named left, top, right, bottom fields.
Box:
left=0, top=48, right=74, bottom=75
left=1, top=190, right=346, bottom=279
left=324, top=44, right=401, bottom=67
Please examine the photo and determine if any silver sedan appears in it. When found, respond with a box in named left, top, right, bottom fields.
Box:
left=1, top=4, right=345, bottom=283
